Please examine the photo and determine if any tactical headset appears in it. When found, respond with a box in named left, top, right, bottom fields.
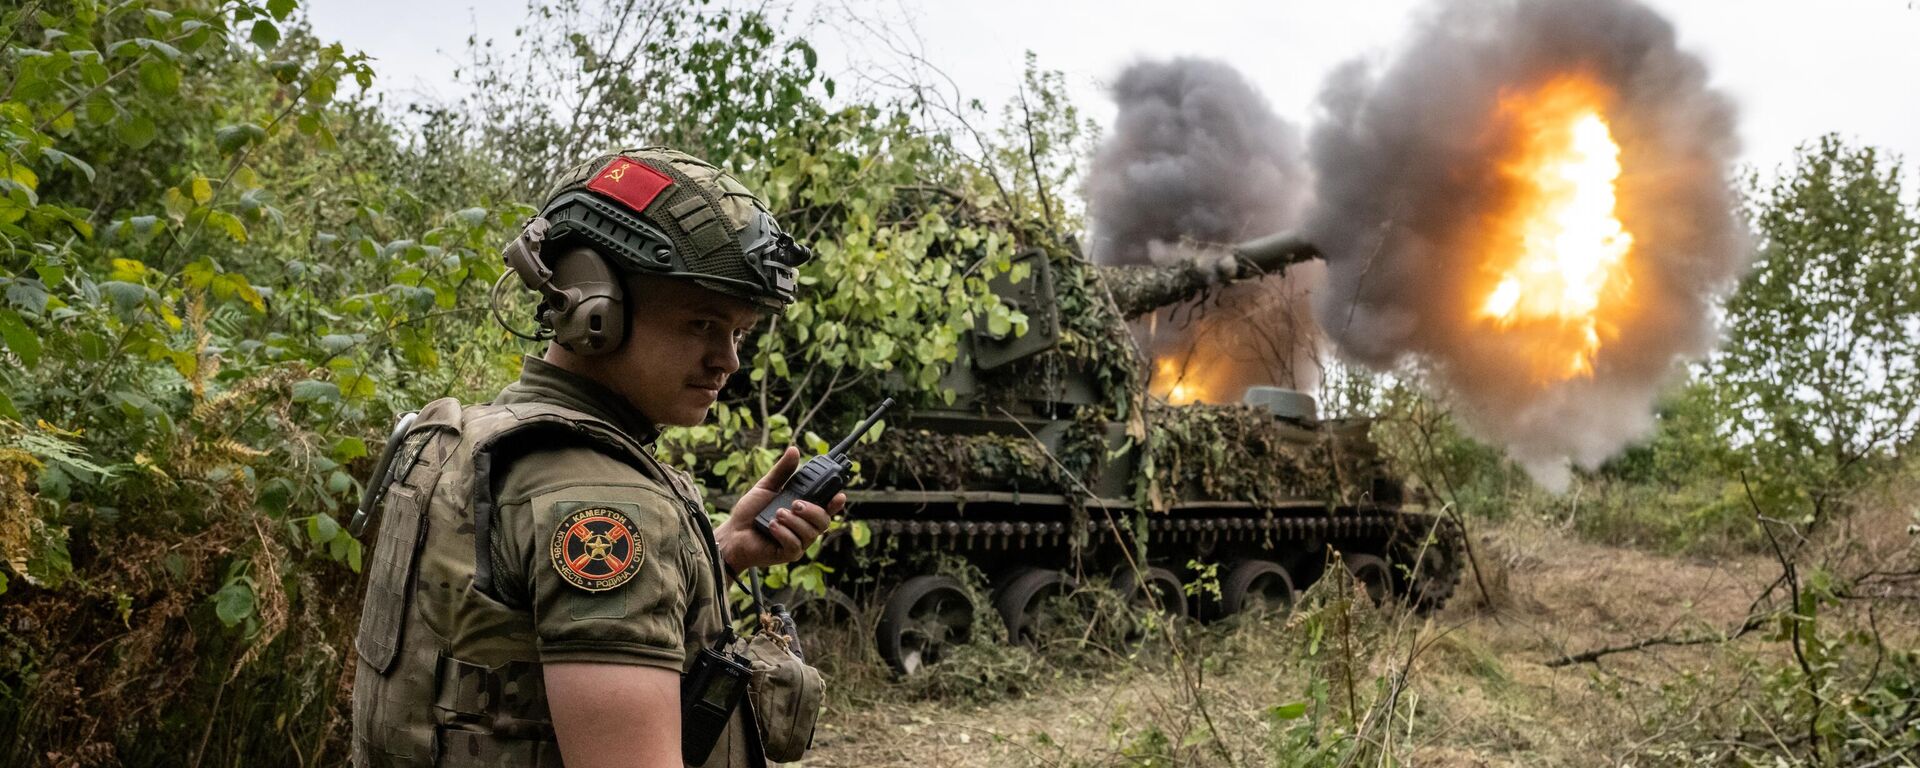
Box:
left=498, top=217, right=629, bottom=355
left=493, top=153, right=812, bottom=356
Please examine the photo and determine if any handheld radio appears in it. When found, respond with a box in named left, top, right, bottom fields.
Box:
left=753, top=398, right=892, bottom=535
left=680, top=645, right=753, bottom=764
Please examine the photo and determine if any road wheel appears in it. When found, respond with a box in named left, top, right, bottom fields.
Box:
left=1105, top=565, right=1186, bottom=650
left=876, top=575, right=976, bottom=676
left=764, top=585, right=859, bottom=662
left=992, top=567, right=1076, bottom=645
left=1109, top=565, right=1188, bottom=619
left=1342, top=552, right=1393, bottom=605
left=1394, top=517, right=1465, bottom=612
left=1219, top=559, right=1296, bottom=618
left=770, top=585, right=859, bottom=627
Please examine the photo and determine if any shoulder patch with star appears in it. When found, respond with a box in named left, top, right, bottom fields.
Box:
left=549, top=506, right=644, bottom=592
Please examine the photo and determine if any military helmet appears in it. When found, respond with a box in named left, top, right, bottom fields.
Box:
left=534, top=148, right=811, bottom=309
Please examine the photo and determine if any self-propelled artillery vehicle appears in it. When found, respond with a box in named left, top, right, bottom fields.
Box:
left=764, top=234, right=1466, bottom=675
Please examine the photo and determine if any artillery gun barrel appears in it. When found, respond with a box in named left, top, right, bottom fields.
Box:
left=1231, top=232, right=1321, bottom=271
left=1103, top=232, right=1322, bottom=320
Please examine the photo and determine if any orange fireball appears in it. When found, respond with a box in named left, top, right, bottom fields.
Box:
left=1476, top=75, right=1636, bottom=381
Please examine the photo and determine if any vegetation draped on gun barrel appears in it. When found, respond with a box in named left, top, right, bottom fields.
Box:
left=1102, top=231, right=1321, bottom=319
left=721, top=231, right=1461, bottom=677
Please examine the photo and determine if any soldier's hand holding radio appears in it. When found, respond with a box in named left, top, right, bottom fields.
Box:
left=712, top=446, right=844, bottom=572
left=714, top=398, right=888, bottom=570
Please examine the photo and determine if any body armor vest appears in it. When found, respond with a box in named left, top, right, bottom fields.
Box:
left=350, top=396, right=714, bottom=767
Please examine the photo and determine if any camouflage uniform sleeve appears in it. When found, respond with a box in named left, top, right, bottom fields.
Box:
left=493, top=447, right=697, bottom=670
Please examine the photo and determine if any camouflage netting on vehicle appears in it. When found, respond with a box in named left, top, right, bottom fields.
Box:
left=857, top=428, right=1055, bottom=491
left=1138, top=403, right=1352, bottom=510
left=982, top=244, right=1143, bottom=422
left=857, top=403, right=1384, bottom=515
left=856, top=414, right=1111, bottom=495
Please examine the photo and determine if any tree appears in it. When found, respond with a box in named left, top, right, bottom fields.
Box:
left=452, top=0, right=827, bottom=200
left=1720, top=134, right=1920, bottom=515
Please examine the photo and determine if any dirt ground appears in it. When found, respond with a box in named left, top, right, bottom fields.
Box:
left=794, top=517, right=1800, bottom=767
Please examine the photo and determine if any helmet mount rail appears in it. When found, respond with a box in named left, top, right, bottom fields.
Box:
left=537, top=190, right=810, bottom=308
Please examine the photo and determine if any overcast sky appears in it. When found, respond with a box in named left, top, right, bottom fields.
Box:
left=306, top=0, right=1919, bottom=180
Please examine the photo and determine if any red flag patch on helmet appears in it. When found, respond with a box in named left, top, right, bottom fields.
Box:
left=586, top=157, right=674, bottom=215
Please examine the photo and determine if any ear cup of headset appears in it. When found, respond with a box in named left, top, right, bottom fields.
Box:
left=544, top=245, right=627, bottom=355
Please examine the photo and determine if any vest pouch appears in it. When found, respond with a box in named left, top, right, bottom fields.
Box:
left=740, top=631, right=824, bottom=763
left=356, top=482, right=429, bottom=675
left=431, top=657, right=559, bottom=767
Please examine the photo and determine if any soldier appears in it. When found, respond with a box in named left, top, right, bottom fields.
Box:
left=350, top=148, right=835, bottom=768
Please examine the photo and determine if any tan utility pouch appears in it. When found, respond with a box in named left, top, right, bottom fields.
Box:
left=737, top=624, right=824, bottom=763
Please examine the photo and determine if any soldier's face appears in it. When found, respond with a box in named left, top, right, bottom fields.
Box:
left=610, top=276, right=765, bottom=426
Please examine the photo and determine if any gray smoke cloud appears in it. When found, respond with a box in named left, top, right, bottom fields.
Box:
left=1088, top=57, right=1311, bottom=266
left=1305, top=0, right=1747, bottom=487
left=1087, top=58, right=1321, bottom=396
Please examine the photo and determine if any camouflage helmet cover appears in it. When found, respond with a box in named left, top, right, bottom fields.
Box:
left=536, top=147, right=811, bottom=309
